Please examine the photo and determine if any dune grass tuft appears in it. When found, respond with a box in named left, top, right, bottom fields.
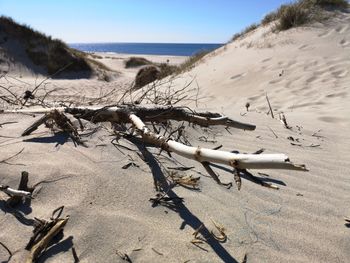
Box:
left=276, top=2, right=310, bottom=30
left=125, top=57, right=153, bottom=68
left=0, top=16, right=93, bottom=75
left=176, top=50, right=209, bottom=73
left=231, top=23, right=259, bottom=41
left=234, top=0, right=348, bottom=41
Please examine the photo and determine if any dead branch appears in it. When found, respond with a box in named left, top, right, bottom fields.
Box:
left=202, top=161, right=232, bottom=188
left=6, top=105, right=256, bottom=131
left=128, top=113, right=305, bottom=170
left=3, top=105, right=307, bottom=189
left=6, top=171, right=33, bottom=207
left=5, top=207, right=70, bottom=263
left=21, top=110, right=84, bottom=146
left=0, top=185, right=31, bottom=198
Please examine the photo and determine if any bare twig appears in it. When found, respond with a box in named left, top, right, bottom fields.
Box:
left=267, top=126, right=278, bottom=139
left=0, top=148, right=24, bottom=165
left=0, top=241, right=12, bottom=259
left=265, top=93, right=274, bottom=119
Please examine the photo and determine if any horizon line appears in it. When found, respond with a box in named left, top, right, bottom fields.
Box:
left=68, top=41, right=224, bottom=45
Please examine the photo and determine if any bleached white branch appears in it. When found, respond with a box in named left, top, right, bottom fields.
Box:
left=0, top=185, right=31, bottom=197
left=129, top=113, right=306, bottom=170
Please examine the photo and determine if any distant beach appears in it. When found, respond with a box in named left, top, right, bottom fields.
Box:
left=69, top=42, right=223, bottom=56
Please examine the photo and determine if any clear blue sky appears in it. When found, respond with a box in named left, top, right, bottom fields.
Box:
left=0, top=0, right=290, bottom=43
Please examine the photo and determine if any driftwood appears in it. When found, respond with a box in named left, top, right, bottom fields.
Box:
left=3, top=105, right=307, bottom=189
left=0, top=172, right=32, bottom=204
left=4, top=105, right=256, bottom=130
left=0, top=185, right=31, bottom=198
left=7, top=207, right=70, bottom=263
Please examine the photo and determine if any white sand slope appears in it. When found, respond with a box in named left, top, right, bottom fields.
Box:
left=1, top=11, right=350, bottom=263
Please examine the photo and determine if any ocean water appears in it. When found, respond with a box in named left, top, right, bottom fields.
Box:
left=69, top=43, right=223, bottom=56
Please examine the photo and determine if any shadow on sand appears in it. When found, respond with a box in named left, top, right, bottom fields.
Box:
left=23, top=132, right=70, bottom=146
left=129, top=139, right=239, bottom=263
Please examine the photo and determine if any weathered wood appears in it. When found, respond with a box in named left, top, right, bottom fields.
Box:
left=0, top=185, right=31, bottom=198
left=22, top=114, right=49, bottom=136
left=128, top=113, right=306, bottom=170
left=4, top=105, right=256, bottom=131
left=4, top=105, right=307, bottom=172
left=6, top=171, right=31, bottom=207
left=26, top=216, right=69, bottom=263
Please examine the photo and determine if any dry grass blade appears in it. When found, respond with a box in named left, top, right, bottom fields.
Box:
left=0, top=121, right=17, bottom=128
left=266, top=93, right=274, bottom=119
left=151, top=247, right=164, bottom=256
left=191, top=224, right=206, bottom=244
left=210, top=219, right=227, bottom=242
left=279, top=112, right=291, bottom=129
left=169, top=172, right=200, bottom=189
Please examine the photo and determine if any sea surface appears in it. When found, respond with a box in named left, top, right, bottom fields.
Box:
left=69, top=43, right=223, bottom=56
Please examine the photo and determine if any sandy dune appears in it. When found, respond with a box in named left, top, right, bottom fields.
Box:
left=1, top=11, right=350, bottom=263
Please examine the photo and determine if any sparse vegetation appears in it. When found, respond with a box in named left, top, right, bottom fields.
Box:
left=157, top=63, right=179, bottom=78
left=129, top=50, right=212, bottom=88
left=234, top=0, right=348, bottom=40
left=262, top=12, right=279, bottom=25
left=125, top=57, right=152, bottom=68
left=313, top=0, right=349, bottom=8
left=264, top=0, right=348, bottom=30
left=131, top=50, right=210, bottom=86
left=276, top=2, right=310, bottom=30
left=231, top=23, right=259, bottom=41
left=0, top=16, right=93, bottom=76
left=176, top=50, right=209, bottom=72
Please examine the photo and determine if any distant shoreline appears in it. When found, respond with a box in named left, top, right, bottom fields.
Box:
left=69, top=42, right=223, bottom=56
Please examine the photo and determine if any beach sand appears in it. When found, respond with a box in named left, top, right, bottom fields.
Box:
left=1, top=11, right=350, bottom=263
